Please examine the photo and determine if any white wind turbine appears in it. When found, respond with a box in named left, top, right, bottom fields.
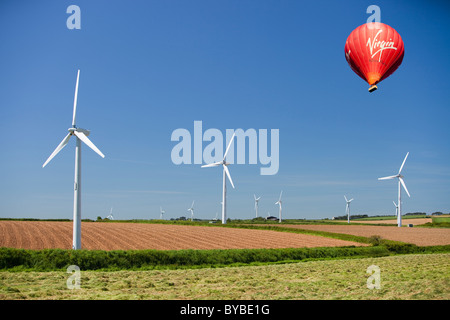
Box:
left=378, top=152, right=411, bottom=227
left=107, top=207, right=114, bottom=220
left=42, top=70, right=105, bottom=250
left=201, top=133, right=236, bottom=224
left=254, top=194, right=261, bottom=218
left=344, top=196, right=354, bottom=224
left=160, top=206, right=165, bottom=220
left=393, top=201, right=399, bottom=219
left=275, top=191, right=283, bottom=223
left=187, top=201, right=195, bottom=221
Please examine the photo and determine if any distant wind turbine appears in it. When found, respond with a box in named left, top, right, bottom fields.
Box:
left=275, top=191, right=283, bottom=223
left=344, top=196, right=354, bottom=224
left=393, top=201, right=399, bottom=219
left=188, top=201, right=195, bottom=221
left=160, top=206, right=165, bottom=220
left=201, top=133, right=236, bottom=224
left=107, top=207, right=114, bottom=220
left=42, top=70, right=105, bottom=250
left=378, top=152, right=411, bottom=227
left=254, top=194, right=261, bottom=218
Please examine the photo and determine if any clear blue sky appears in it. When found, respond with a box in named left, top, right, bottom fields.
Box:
left=1, top=0, right=449, bottom=221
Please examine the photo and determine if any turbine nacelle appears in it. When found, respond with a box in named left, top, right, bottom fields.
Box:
left=68, top=127, right=90, bottom=136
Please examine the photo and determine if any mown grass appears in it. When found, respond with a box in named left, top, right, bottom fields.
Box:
left=1, top=253, right=448, bottom=300
left=422, top=217, right=450, bottom=228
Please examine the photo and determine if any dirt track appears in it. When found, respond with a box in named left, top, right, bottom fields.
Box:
left=277, top=224, right=450, bottom=246
left=0, top=221, right=366, bottom=251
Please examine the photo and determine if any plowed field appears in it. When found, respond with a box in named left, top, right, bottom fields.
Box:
left=351, top=218, right=433, bottom=225
left=276, top=224, right=450, bottom=246
left=0, top=221, right=366, bottom=251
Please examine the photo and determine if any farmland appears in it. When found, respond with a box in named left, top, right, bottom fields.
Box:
left=271, top=224, right=450, bottom=246
left=1, top=253, right=449, bottom=300
left=1, top=219, right=449, bottom=301
left=1, top=219, right=449, bottom=251
left=0, top=220, right=366, bottom=251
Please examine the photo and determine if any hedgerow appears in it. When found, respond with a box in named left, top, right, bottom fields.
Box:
left=2, top=243, right=448, bottom=271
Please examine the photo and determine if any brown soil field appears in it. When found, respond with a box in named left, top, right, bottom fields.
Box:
left=351, top=215, right=450, bottom=225
left=0, top=221, right=366, bottom=251
left=276, top=224, right=450, bottom=246
left=351, top=218, right=432, bottom=225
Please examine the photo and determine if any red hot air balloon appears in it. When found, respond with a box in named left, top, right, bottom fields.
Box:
left=345, top=22, right=404, bottom=92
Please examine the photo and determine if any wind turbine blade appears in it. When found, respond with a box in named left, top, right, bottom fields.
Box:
left=344, top=195, right=348, bottom=202
left=254, top=194, right=257, bottom=200
left=72, top=69, right=80, bottom=127
left=279, top=190, right=283, bottom=201
left=398, top=152, right=409, bottom=174
left=191, top=200, right=195, bottom=208
left=42, top=133, right=72, bottom=167
left=201, top=162, right=222, bottom=168
left=223, top=132, right=236, bottom=160
left=393, top=201, right=397, bottom=207
left=378, top=175, right=397, bottom=180
left=349, top=198, right=354, bottom=202
left=223, top=165, right=234, bottom=188
left=399, top=177, right=410, bottom=197
left=73, top=131, right=105, bottom=158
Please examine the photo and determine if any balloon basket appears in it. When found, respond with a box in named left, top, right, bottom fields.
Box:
left=368, top=85, right=378, bottom=93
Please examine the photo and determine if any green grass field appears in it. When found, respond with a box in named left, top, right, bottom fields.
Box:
left=1, top=253, right=448, bottom=300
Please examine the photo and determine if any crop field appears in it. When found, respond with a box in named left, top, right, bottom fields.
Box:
left=1, top=253, right=449, bottom=300
left=275, top=224, right=450, bottom=246
left=351, top=218, right=433, bottom=225
left=0, top=220, right=366, bottom=251
left=1, top=220, right=449, bottom=301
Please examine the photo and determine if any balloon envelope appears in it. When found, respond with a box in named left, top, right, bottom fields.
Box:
left=345, top=22, right=404, bottom=91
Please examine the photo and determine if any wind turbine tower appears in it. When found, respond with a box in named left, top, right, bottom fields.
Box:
left=393, top=201, right=399, bottom=219
left=378, top=152, right=411, bottom=227
left=107, top=207, right=114, bottom=220
left=344, top=196, right=354, bottom=224
left=42, top=70, right=105, bottom=250
left=275, top=191, right=283, bottom=223
left=201, top=133, right=236, bottom=224
left=254, top=195, right=261, bottom=218
left=188, top=201, right=195, bottom=221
